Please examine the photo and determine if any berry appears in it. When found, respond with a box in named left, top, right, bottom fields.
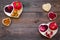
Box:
left=13, top=1, right=22, bottom=10
left=45, top=31, right=53, bottom=38
left=5, top=6, right=13, bottom=13
left=49, top=22, right=58, bottom=30
left=48, top=12, right=57, bottom=20
left=46, top=32, right=50, bottom=38
left=39, top=25, right=48, bottom=32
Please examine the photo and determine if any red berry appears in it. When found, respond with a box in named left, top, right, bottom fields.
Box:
left=45, top=31, right=53, bottom=38
left=48, top=12, right=57, bottom=20
left=49, top=22, right=58, bottom=30
left=39, top=25, right=48, bottom=32
left=50, top=31, right=53, bottom=35
left=5, top=6, right=13, bottom=13
left=13, top=1, right=22, bottom=10
left=46, top=32, right=50, bottom=38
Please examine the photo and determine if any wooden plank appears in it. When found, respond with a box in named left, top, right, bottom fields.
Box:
left=0, top=0, right=60, bottom=40
left=0, top=0, right=60, bottom=12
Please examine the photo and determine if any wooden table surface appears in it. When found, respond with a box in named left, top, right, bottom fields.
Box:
left=0, top=0, right=60, bottom=40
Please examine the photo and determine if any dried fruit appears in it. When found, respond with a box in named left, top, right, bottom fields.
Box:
left=2, top=18, right=11, bottom=26
left=5, top=5, right=13, bottom=13
left=39, top=25, right=48, bottom=32
left=11, top=9, right=18, bottom=17
left=46, top=31, right=53, bottom=38
left=48, top=12, right=57, bottom=20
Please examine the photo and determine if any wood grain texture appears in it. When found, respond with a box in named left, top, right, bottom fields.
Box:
left=0, top=0, right=60, bottom=40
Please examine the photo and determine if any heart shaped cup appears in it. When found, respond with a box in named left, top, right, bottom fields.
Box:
left=42, top=3, right=51, bottom=12
left=38, top=22, right=58, bottom=38
left=4, top=2, right=23, bottom=18
left=48, top=12, right=57, bottom=20
left=2, top=18, right=11, bottom=26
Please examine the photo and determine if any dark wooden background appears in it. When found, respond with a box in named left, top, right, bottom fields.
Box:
left=0, top=0, right=60, bottom=40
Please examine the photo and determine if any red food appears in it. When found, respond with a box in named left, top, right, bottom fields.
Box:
left=5, top=6, right=13, bottom=13
left=48, top=12, right=57, bottom=20
left=45, top=31, right=53, bottom=38
left=46, top=32, right=50, bottom=38
left=50, top=31, right=53, bottom=35
left=39, top=25, right=48, bottom=32
left=49, top=22, right=58, bottom=30
left=13, top=1, right=22, bottom=10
